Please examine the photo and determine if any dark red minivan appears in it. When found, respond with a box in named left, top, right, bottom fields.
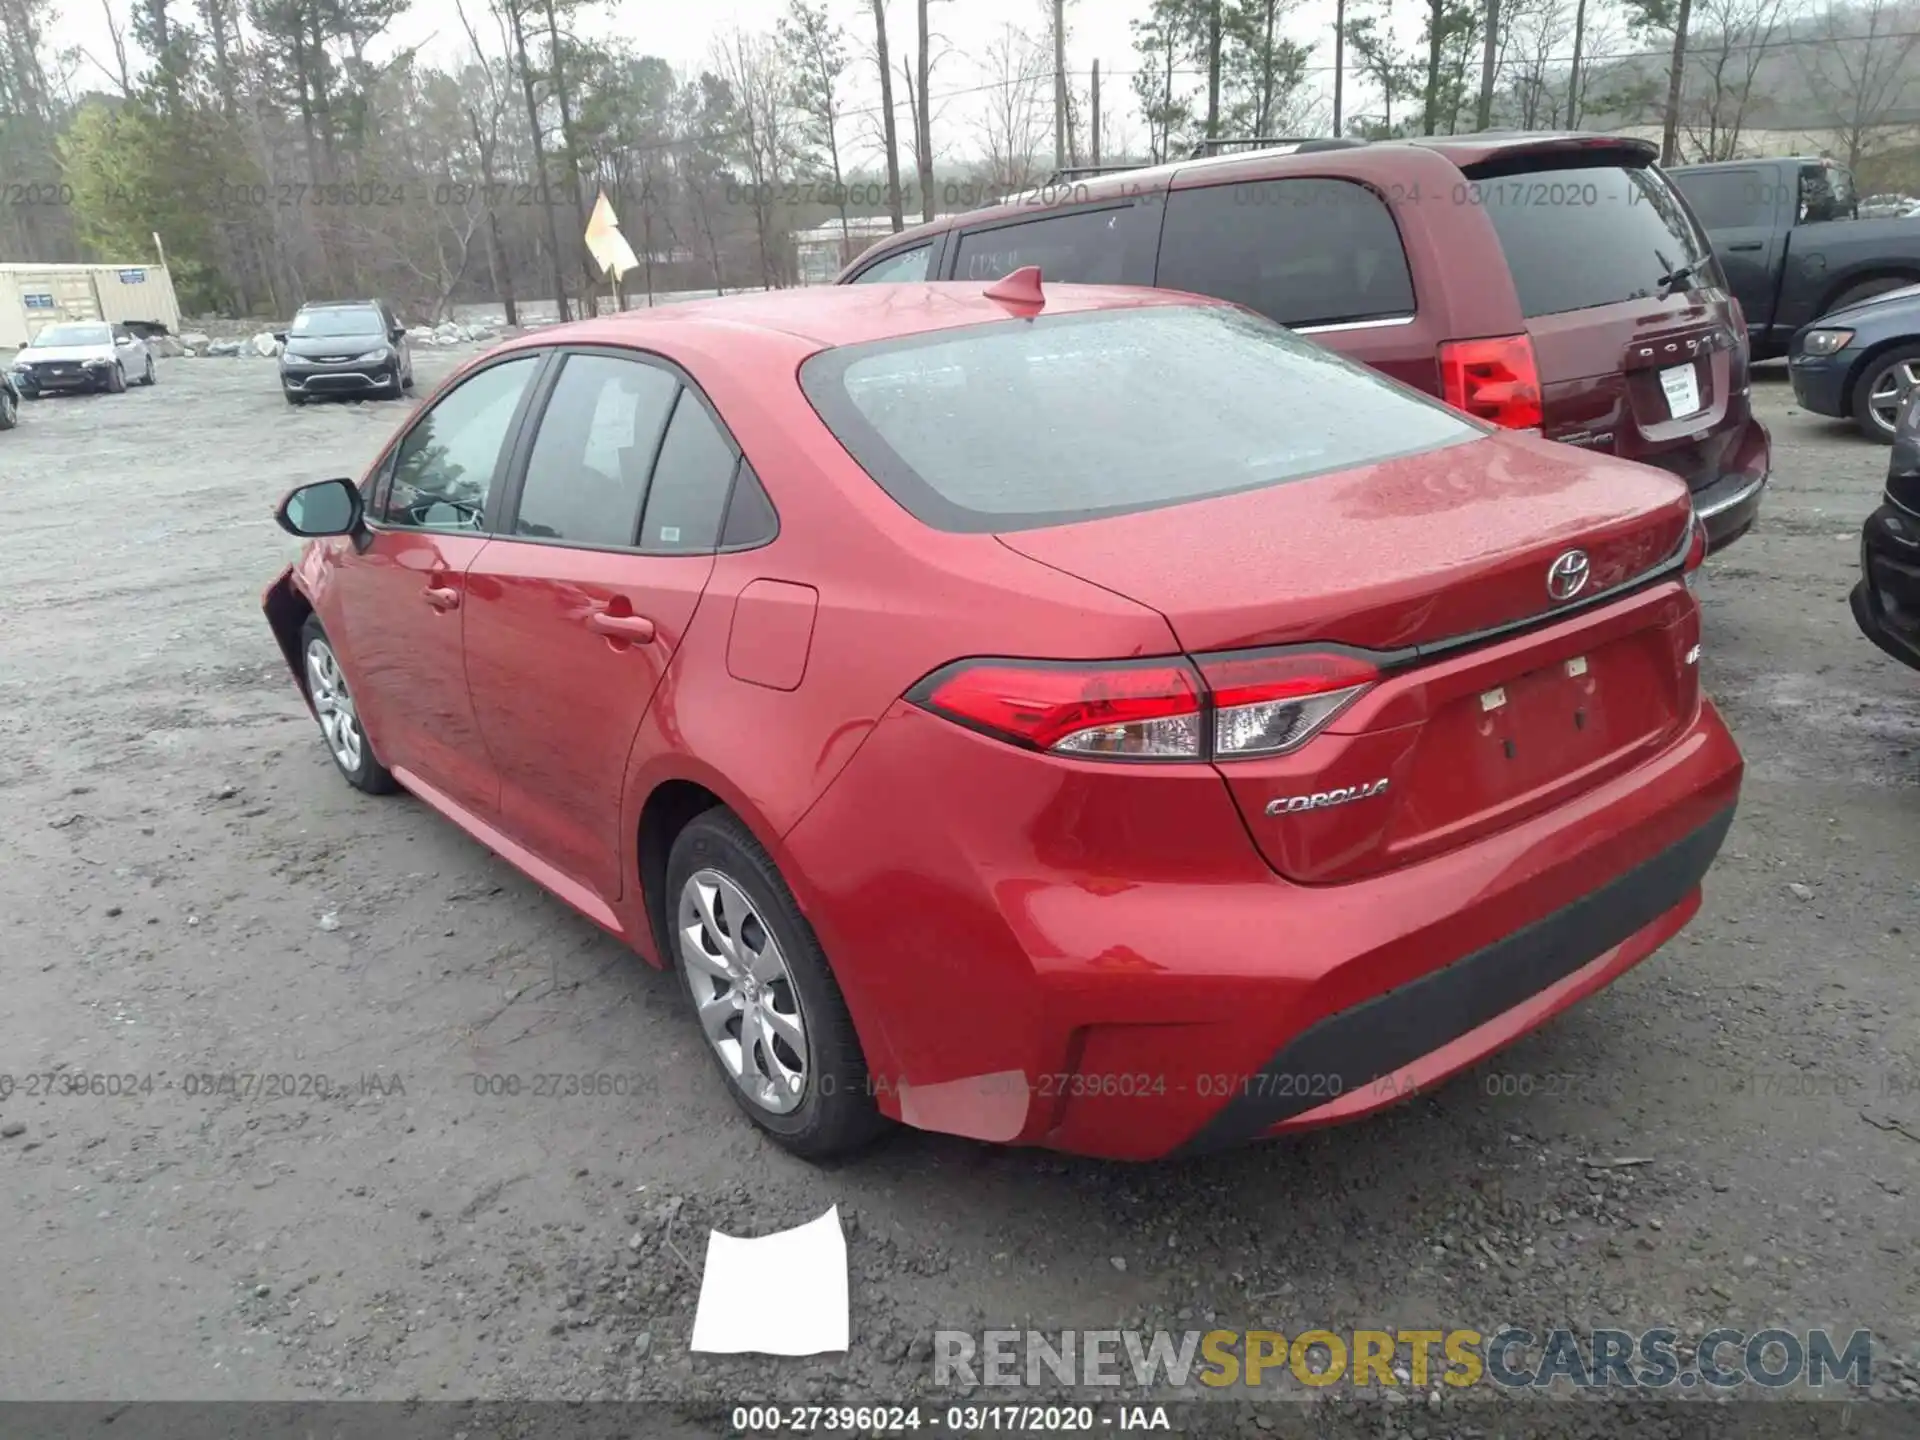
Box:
left=838, top=133, right=1770, bottom=550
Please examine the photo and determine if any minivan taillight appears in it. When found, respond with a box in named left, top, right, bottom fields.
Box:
left=1683, top=511, right=1709, bottom=584
left=1439, top=334, right=1544, bottom=430
left=909, top=650, right=1377, bottom=762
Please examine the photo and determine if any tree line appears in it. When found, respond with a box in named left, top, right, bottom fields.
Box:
left=0, top=0, right=1914, bottom=322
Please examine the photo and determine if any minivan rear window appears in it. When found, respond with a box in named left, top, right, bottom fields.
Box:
left=1473, top=165, right=1715, bottom=318
left=799, top=305, right=1479, bottom=533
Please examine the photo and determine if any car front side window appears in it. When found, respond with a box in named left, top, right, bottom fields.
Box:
left=374, top=355, right=540, bottom=532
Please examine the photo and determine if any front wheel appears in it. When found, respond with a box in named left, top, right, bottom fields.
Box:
left=0, top=387, right=16, bottom=430
left=1852, top=343, right=1920, bottom=443
left=104, top=363, right=126, bottom=394
left=666, top=810, right=887, bottom=1159
left=300, top=616, right=397, bottom=794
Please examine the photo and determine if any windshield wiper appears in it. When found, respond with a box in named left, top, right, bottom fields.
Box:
left=1655, top=249, right=1697, bottom=299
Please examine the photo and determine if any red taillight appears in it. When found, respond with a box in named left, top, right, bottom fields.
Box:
left=1684, top=511, right=1709, bottom=576
left=1194, top=650, right=1378, bottom=757
left=914, top=660, right=1204, bottom=759
left=910, top=650, right=1377, bottom=762
left=1439, top=334, right=1544, bottom=430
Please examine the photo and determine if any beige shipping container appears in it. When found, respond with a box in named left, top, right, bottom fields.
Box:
left=0, top=262, right=184, bottom=350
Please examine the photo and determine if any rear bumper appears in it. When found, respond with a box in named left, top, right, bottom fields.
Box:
left=1851, top=501, right=1920, bottom=670
left=783, top=690, right=1744, bottom=1160
left=1691, top=416, right=1770, bottom=552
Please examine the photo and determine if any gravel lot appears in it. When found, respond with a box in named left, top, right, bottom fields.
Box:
left=0, top=350, right=1915, bottom=1434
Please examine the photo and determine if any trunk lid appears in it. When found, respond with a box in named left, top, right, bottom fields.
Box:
left=998, top=432, right=1698, bottom=882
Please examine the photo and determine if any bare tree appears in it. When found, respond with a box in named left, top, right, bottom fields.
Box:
left=715, top=27, right=796, bottom=289
left=1678, top=0, right=1787, bottom=161
left=867, top=0, right=906, bottom=230
left=1797, top=0, right=1920, bottom=173
left=977, top=21, right=1050, bottom=194
left=914, top=0, right=935, bottom=221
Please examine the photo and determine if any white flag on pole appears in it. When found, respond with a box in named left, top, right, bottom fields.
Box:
left=584, top=190, right=640, bottom=280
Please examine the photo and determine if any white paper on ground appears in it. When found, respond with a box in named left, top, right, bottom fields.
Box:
left=688, top=1204, right=850, bottom=1355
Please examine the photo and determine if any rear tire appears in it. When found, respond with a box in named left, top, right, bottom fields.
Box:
left=141, top=354, right=156, bottom=386
left=1851, top=343, right=1920, bottom=443
left=299, top=616, right=397, bottom=795
left=0, top=388, right=16, bottom=430
left=666, top=810, right=887, bottom=1160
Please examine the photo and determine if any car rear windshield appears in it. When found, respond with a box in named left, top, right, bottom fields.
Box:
left=31, top=323, right=110, bottom=346
left=799, top=304, right=1480, bottom=533
left=293, top=306, right=384, bottom=337
left=1471, top=163, right=1715, bottom=318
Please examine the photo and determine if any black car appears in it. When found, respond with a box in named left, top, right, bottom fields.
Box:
left=278, top=300, right=414, bottom=404
left=1787, top=281, right=1920, bottom=441
left=1852, top=386, right=1920, bottom=669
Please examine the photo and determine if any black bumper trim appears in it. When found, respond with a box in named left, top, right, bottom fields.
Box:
left=1851, top=505, right=1920, bottom=671
left=1176, top=804, right=1737, bottom=1155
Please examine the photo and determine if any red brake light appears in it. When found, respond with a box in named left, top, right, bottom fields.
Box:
left=1439, top=334, right=1544, bottom=430
left=914, top=660, right=1204, bottom=759
left=1684, top=512, right=1708, bottom=575
left=1195, top=650, right=1378, bottom=757
left=911, top=650, right=1377, bottom=762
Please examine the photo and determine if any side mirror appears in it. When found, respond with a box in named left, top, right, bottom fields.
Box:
left=275, top=477, right=363, bottom=537
left=273, top=330, right=289, bottom=344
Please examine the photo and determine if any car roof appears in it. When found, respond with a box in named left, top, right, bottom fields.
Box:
left=503, top=282, right=1227, bottom=353
left=848, top=131, right=1659, bottom=267
left=298, top=300, right=385, bottom=310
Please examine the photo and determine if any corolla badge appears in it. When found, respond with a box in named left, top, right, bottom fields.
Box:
left=1265, top=778, right=1391, bottom=816
left=1546, top=549, right=1592, bottom=602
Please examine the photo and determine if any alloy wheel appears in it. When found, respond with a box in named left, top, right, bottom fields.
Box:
left=1868, top=359, right=1920, bottom=435
left=677, top=868, right=810, bottom=1115
left=304, top=637, right=364, bottom=774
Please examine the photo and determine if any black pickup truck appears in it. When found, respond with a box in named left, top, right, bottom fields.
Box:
left=1667, top=156, right=1920, bottom=360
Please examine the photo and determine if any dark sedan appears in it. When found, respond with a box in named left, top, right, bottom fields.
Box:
left=1851, top=387, right=1920, bottom=669
left=1788, top=281, right=1920, bottom=441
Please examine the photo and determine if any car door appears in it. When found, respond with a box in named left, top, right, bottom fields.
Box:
left=333, top=351, right=546, bottom=817
left=1668, top=166, right=1782, bottom=333
left=110, top=323, right=144, bottom=375
left=461, top=348, right=741, bottom=901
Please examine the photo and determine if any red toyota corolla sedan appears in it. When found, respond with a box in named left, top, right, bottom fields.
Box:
left=262, top=275, right=1742, bottom=1161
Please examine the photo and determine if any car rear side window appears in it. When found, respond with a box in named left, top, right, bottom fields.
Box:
left=851, top=244, right=933, bottom=283
left=514, top=354, right=678, bottom=547
left=1155, top=178, right=1415, bottom=329
left=1473, top=164, right=1713, bottom=318
left=799, top=304, right=1478, bottom=533
left=953, top=207, right=1131, bottom=283
left=639, top=391, right=738, bottom=553
left=1670, top=168, right=1770, bottom=229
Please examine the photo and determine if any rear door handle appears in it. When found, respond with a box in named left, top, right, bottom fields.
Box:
left=588, top=611, right=656, bottom=644
left=423, top=585, right=460, bottom=611
left=1725, top=242, right=1763, bottom=252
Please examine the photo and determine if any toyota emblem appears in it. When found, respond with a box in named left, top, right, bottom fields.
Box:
left=1546, top=549, right=1591, bottom=602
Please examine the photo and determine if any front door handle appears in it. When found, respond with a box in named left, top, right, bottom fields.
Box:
left=587, top=611, right=656, bottom=644
left=423, top=585, right=460, bottom=611
left=1725, top=241, right=1763, bottom=252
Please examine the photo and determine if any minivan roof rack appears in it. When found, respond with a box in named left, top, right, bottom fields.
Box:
left=1186, top=136, right=1368, bottom=158
left=1042, top=160, right=1156, bottom=184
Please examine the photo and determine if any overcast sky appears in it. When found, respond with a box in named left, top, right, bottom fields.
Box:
left=47, top=0, right=1370, bottom=167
